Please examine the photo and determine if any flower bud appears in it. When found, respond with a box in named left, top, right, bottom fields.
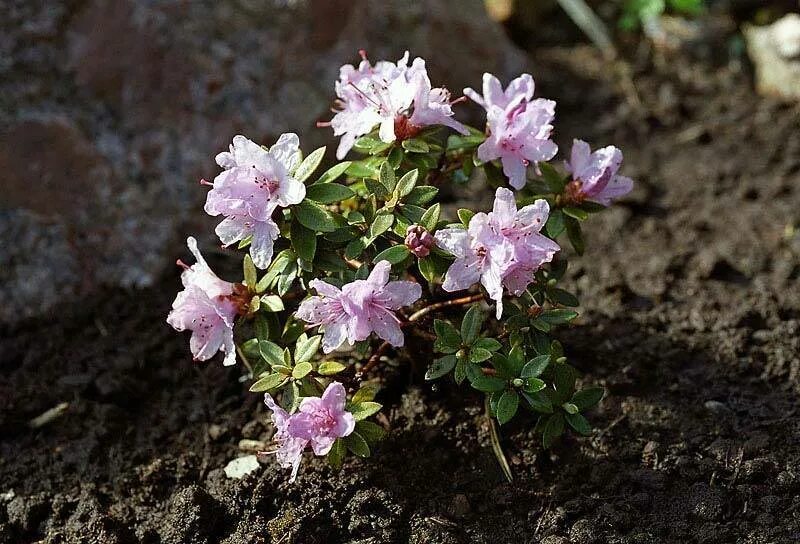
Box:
left=405, top=225, right=435, bottom=258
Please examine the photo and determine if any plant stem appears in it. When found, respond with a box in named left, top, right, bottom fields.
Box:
left=486, top=396, right=513, bottom=483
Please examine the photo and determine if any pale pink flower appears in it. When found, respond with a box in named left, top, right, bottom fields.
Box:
left=435, top=188, right=560, bottom=318
left=205, top=134, right=306, bottom=268
left=564, top=139, right=633, bottom=206
left=287, top=382, right=355, bottom=456
left=296, top=261, right=422, bottom=352
left=329, top=52, right=467, bottom=159
left=167, top=237, right=238, bottom=366
left=263, top=394, right=309, bottom=482
left=465, top=73, right=558, bottom=190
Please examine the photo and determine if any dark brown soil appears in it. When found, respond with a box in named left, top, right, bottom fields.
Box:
left=3, top=11, right=800, bottom=544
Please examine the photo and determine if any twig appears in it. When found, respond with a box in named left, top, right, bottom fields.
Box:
left=236, top=344, right=254, bottom=376
left=358, top=293, right=486, bottom=378
left=556, top=0, right=616, bottom=60
left=486, top=397, right=513, bottom=483
left=28, top=402, right=69, bottom=429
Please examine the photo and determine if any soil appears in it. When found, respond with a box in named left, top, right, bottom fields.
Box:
left=3, top=9, right=800, bottom=544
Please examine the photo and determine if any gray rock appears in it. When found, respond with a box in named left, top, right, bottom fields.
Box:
left=0, top=0, right=527, bottom=324
left=745, top=14, right=800, bottom=101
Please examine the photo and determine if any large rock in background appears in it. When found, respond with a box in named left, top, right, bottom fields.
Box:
left=0, top=0, right=526, bottom=324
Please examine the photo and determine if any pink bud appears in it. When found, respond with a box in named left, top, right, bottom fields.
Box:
left=405, top=225, right=435, bottom=258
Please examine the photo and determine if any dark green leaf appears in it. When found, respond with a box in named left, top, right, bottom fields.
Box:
left=343, top=431, right=371, bottom=457
left=540, top=309, right=579, bottom=324
left=306, top=183, right=355, bottom=204
left=369, top=212, right=394, bottom=238
left=469, top=347, right=493, bottom=363
left=378, top=161, right=396, bottom=192
left=454, top=359, right=468, bottom=385
left=539, top=162, right=566, bottom=192
left=295, top=201, right=339, bottom=232
left=291, top=220, right=317, bottom=262
left=401, top=139, right=429, bottom=153
left=460, top=305, right=485, bottom=345
left=473, top=337, right=502, bottom=352
left=259, top=341, right=284, bottom=367
left=469, top=374, right=507, bottom=392
left=542, top=412, right=565, bottom=448
left=374, top=245, right=411, bottom=265
left=426, top=355, right=457, bottom=380
left=572, top=387, right=605, bottom=410
left=345, top=237, right=366, bottom=259
left=434, top=319, right=461, bottom=353
left=404, top=186, right=438, bottom=206
left=497, top=390, right=520, bottom=424
left=545, top=208, right=565, bottom=238
left=355, top=420, right=386, bottom=443
left=548, top=288, right=579, bottom=307
left=327, top=438, right=346, bottom=469
left=523, top=377, right=547, bottom=393
left=352, top=383, right=379, bottom=404
left=522, top=390, right=553, bottom=413
left=566, top=412, right=592, bottom=435
left=563, top=207, right=589, bottom=221
left=521, top=355, right=550, bottom=378
left=566, top=217, right=585, bottom=255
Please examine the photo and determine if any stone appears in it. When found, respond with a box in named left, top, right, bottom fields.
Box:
left=0, top=0, right=528, bottom=324
left=223, top=455, right=260, bottom=479
left=745, top=14, right=800, bottom=101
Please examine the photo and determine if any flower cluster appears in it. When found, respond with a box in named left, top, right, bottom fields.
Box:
left=168, top=52, right=633, bottom=482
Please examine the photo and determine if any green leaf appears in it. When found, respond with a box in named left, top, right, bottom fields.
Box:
left=318, top=361, right=347, bottom=375
left=350, top=401, right=382, bottom=421
left=243, top=254, right=257, bottom=290
left=566, top=412, right=592, bottom=435
left=507, top=345, right=526, bottom=375
left=374, top=245, right=411, bottom=265
left=426, top=355, right=457, bottom=380
left=420, top=203, right=440, bottom=231
left=394, top=169, right=419, bottom=198
left=294, top=146, right=326, bottom=183
left=378, top=161, right=396, bottom=192
left=346, top=160, right=378, bottom=179
left=539, top=162, right=566, bottom=192
left=554, top=363, right=577, bottom=402
left=294, top=334, right=321, bottom=363
left=343, top=431, right=371, bottom=457
left=404, top=186, right=438, bottom=206
left=249, top=372, right=287, bottom=392
left=522, top=390, right=553, bottom=413
left=305, top=183, right=355, bottom=204
left=457, top=208, right=475, bottom=226
left=259, top=341, right=284, bottom=367
left=566, top=217, right=585, bottom=255
left=563, top=207, right=589, bottom=221
left=418, top=254, right=448, bottom=283
left=454, top=359, right=468, bottom=385
left=355, top=420, right=386, bottom=443
left=327, top=439, right=346, bottom=469
left=260, top=295, right=284, bottom=312
left=446, top=132, right=486, bottom=152
left=345, top=237, right=366, bottom=259
left=401, top=139, right=429, bottom=153
left=496, top=390, right=520, bottom=425
left=548, top=288, right=579, bottom=307
left=521, top=355, right=550, bottom=378
left=542, top=412, right=565, bottom=448
left=473, top=337, right=502, bottom=352
left=295, top=201, right=338, bottom=232
left=541, top=309, right=579, bottom=325
left=291, top=220, right=317, bottom=262
left=387, top=146, right=403, bottom=168
left=524, top=377, right=547, bottom=393
left=572, top=387, right=605, bottom=410
left=433, top=319, right=461, bottom=353
left=369, top=212, right=395, bottom=238
left=545, top=208, right=565, bottom=238
left=315, top=161, right=351, bottom=185
left=292, top=361, right=313, bottom=379
left=460, top=305, right=485, bottom=345
left=352, top=383, right=379, bottom=404
left=469, top=374, right=507, bottom=393
left=469, top=347, right=493, bottom=363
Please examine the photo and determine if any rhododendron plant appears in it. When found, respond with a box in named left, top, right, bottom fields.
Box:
left=168, top=52, right=634, bottom=482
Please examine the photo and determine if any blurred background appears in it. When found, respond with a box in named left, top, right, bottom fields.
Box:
left=3, top=1, right=800, bottom=542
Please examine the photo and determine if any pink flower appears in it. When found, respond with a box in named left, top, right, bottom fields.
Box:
left=435, top=188, right=560, bottom=318
left=404, top=224, right=435, bottom=258
left=564, top=139, right=633, bottom=206
left=464, top=73, right=558, bottom=190
left=296, top=261, right=422, bottom=352
left=287, top=382, right=355, bottom=455
left=204, top=134, right=306, bottom=268
left=167, top=237, right=238, bottom=366
left=263, top=393, right=309, bottom=482
left=329, top=52, right=467, bottom=159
